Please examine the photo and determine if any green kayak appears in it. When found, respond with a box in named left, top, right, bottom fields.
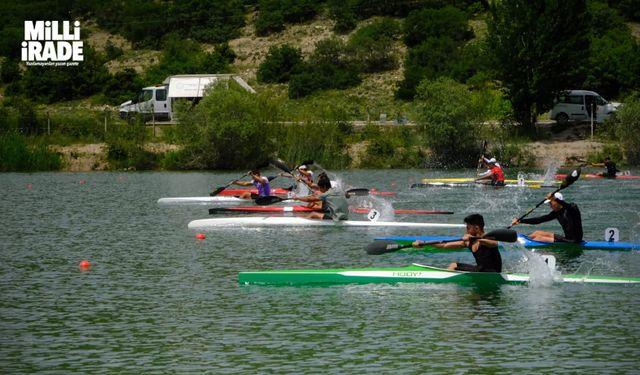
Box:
left=239, top=263, right=640, bottom=286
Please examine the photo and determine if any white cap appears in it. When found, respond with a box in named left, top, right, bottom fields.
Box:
left=298, top=165, right=307, bottom=170
left=544, top=192, right=563, bottom=204
left=487, top=158, right=497, bottom=164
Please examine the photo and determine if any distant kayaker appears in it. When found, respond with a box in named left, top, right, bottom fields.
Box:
left=232, top=170, right=271, bottom=199
left=511, top=192, right=583, bottom=243
left=476, top=157, right=505, bottom=186
left=591, top=156, right=619, bottom=178
left=412, top=214, right=502, bottom=272
left=293, top=175, right=348, bottom=220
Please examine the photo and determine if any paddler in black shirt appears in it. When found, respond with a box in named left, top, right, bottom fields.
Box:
left=412, top=214, right=502, bottom=272
left=511, top=192, right=583, bottom=243
left=591, top=156, right=619, bottom=178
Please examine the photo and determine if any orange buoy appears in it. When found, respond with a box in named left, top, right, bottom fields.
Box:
left=195, top=233, right=206, bottom=240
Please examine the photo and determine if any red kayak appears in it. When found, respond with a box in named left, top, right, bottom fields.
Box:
left=209, top=206, right=453, bottom=215
left=217, top=188, right=291, bottom=196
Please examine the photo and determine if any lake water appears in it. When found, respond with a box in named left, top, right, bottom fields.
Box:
left=1, top=169, right=639, bottom=373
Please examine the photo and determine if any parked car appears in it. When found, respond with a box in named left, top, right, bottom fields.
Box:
left=550, top=90, right=620, bottom=125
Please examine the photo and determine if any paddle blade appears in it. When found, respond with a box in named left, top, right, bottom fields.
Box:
left=345, top=188, right=369, bottom=197
left=366, top=240, right=412, bottom=255
left=483, top=229, right=518, bottom=242
left=271, top=158, right=292, bottom=174
left=210, top=186, right=226, bottom=196
left=560, top=167, right=581, bottom=189
left=255, top=196, right=285, bottom=205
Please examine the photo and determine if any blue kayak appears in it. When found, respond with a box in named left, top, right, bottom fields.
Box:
left=374, top=234, right=640, bottom=251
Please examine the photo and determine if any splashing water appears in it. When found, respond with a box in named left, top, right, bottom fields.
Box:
left=541, top=160, right=560, bottom=186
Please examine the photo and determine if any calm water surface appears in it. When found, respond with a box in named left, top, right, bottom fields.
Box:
left=1, top=170, right=639, bottom=373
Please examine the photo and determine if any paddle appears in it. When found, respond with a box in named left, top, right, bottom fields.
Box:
left=254, top=188, right=370, bottom=205
left=365, top=229, right=518, bottom=255
left=507, top=167, right=581, bottom=229
left=475, top=140, right=487, bottom=177
left=210, top=173, right=248, bottom=196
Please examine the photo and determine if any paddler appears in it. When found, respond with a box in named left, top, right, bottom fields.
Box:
left=412, top=214, right=501, bottom=272
left=475, top=157, right=505, bottom=186
left=231, top=170, right=271, bottom=199
left=292, top=175, right=348, bottom=220
left=591, top=156, right=619, bottom=178
left=510, top=192, right=583, bottom=243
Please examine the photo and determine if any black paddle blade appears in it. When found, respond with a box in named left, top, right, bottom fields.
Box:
left=560, top=167, right=581, bottom=189
left=271, top=158, right=292, bottom=174
left=210, top=186, right=226, bottom=196
left=483, top=229, right=518, bottom=242
left=345, top=188, right=369, bottom=197
left=365, top=240, right=412, bottom=255
left=254, top=196, right=285, bottom=205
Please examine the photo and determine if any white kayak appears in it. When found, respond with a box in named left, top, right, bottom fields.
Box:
left=158, top=196, right=249, bottom=205
left=187, top=217, right=466, bottom=229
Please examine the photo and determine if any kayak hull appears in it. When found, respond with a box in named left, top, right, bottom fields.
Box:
left=188, top=217, right=465, bottom=229
left=412, top=182, right=552, bottom=189
left=239, top=263, right=640, bottom=286
left=421, top=178, right=554, bottom=184
left=209, top=206, right=453, bottom=215
left=157, top=196, right=298, bottom=205
left=375, top=234, right=640, bottom=251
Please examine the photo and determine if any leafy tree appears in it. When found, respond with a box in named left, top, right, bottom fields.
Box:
left=403, top=6, right=472, bottom=48
left=103, top=68, right=143, bottom=105
left=486, top=0, right=591, bottom=130
left=257, top=45, right=303, bottom=83
left=415, top=77, right=483, bottom=167
left=397, top=37, right=461, bottom=100
left=612, top=94, right=640, bottom=164
left=288, top=38, right=361, bottom=98
left=175, top=83, right=279, bottom=169
left=19, top=45, right=110, bottom=103
left=347, top=18, right=401, bottom=73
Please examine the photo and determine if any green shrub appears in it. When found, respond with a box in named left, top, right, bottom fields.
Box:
left=257, top=45, right=303, bottom=83
left=613, top=95, right=640, bottom=164
left=414, top=77, right=482, bottom=167
left=403, top=6, right=472, bottom=48
left=0, top=133, right=62, bottom=171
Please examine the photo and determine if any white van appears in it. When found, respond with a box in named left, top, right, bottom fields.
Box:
left=550, top=90, right=620, bottom=125
left=119, top=74, right=255, bottom=121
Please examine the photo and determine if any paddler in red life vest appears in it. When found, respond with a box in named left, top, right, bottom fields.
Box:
left=231, top=169, right=271, bottom=199
left=475, top=157, right=505, bottom=187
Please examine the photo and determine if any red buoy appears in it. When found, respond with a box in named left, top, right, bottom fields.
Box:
left=79, top=259, right=91, bottom=270
left=195, top=233, right=206, bottom=240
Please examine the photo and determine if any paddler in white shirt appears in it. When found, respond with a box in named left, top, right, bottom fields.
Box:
left=293, top=175, right=348, bottom=220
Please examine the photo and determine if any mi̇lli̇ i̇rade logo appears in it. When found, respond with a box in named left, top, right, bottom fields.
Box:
left=21, top=21, right=84, bottom=66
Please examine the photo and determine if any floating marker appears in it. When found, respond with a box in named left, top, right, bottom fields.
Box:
left=195, top=233, right=206, bottom=240
left=79, top=260, right=91, bottom=270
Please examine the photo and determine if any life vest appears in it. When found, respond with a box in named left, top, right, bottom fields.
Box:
left=491, top=165, right=505, bottom=182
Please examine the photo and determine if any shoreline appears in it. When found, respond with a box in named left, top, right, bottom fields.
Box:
left=50, top=139, right=604, bottom=172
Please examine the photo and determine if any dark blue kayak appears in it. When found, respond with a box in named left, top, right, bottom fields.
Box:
left=374, top=234, right=640, bottom=251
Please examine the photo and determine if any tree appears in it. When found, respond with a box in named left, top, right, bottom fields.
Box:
left=415, top=77, right=482, bottom=167
left=487, top=0, right=590, bottom=130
